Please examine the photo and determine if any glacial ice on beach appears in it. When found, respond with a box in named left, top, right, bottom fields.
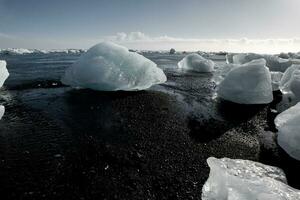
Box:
left=61, top=42, right=167, bottom=91
left=0, top=60, right=9, bottom=88
left=280, top=65, right=300, bottom=101
left=271, top=71, right=283, bottom=91
left=231, top=53, right=292, bottom=72
left=0, top=105, right=4, bottom=120
left=217, top=59, right=273, bottom=104
left=202, top=157, right=300, bottom=200
left=275, top=102, right=300, bottom=160
left=213, top=63, right=238, bottom=85
left=225, top=53, right=235, bottom=64
left=178, top=53, right=214, bottom=72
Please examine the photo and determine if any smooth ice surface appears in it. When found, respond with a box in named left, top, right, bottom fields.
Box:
left=0, top=60, right=9, bottom=88
left=202, top=157, right=300, bottom=200
left=0, top=105, right=4, bottom=120
left=275, top=102, right=300, bottom=160
left=271, top=71, right=283, bottom=91
left=232, top=53, right=292, bottom=72
left=217, top=59, right=273, bottom=104
left=61, top=42, right=167, bottom=91
left=178, top=53, right=214, bottom=72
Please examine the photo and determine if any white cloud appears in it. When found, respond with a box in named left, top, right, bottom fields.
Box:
left=105, top=32, right=300, bottom=54
left=1, top=31, right=300, bottom=54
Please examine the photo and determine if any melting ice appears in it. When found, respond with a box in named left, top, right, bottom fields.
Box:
left=61, top=42, right=167, bottom=91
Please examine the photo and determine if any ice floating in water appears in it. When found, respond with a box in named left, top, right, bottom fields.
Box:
left=0, top=105, right=4, bottom=120
left=217, top=59, right=273, bottom=104
left=178, top=53, right=214, bottom=72
left=202, top=157, right=300, bottom=200
left=271, top=71, right=283, bottom=91
left=61, top=42, right=167, bottom=91
left=230, top=53, right=292, bottom=72
left=275, top=102, right=300, bottom=160
left=0, top=60, right=9, bottom=88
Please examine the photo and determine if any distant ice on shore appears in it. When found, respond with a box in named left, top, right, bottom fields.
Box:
left=178, top=53, right=215, bottom=72
left=0, top=48, right=86, bottom=55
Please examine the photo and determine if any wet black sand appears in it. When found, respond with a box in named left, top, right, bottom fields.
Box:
left=1, top=84, right=299, bottom=200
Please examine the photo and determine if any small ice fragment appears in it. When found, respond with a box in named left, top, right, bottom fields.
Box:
left=178, top=53, right=214, bottom=72
left=271, top=71, right=283, bottom=91
left=0, top=105, right=4, bottom=120
left=0, top=60, right=9, bottom=88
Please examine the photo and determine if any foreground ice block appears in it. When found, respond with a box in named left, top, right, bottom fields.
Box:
left=202, top=157, right=300, bottom=200
left=275, top=102, right=300, bottom=160
left=178, top=53, right=214, bottom=72
left=0, top=105, right=4, bottom=120
left=0, top=60, right=9, bottom=88
left=61, top=42, right=167, bottom=91
left=217, top=59, right=273, bottom=104
left=232, top=53, right=292, bottom=72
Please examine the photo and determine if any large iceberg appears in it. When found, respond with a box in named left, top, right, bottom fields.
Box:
left=61, top=42, right=167, bottom=91
left=231, top=53, right=292, bottom=72
left=217, top=59, right=273, bottom=104
left=0, top=60, right=9, bottom=88
left=275, top=102, right=300, bottom=160
left=178, top=53, right=215, bottom=72
left=202, top=157, right=300, bottom=200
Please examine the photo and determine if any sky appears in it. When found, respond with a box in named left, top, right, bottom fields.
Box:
left=1, top=0, right=300, bottom=53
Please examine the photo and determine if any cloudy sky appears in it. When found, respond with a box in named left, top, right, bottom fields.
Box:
left=1, top=0, right=300, bottom=53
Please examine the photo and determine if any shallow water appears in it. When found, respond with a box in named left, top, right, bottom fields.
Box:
left=0, top=52, right=299, bottom=199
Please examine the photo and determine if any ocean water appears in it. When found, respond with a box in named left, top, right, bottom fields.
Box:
left=0, top=52, right=299, bottom=199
